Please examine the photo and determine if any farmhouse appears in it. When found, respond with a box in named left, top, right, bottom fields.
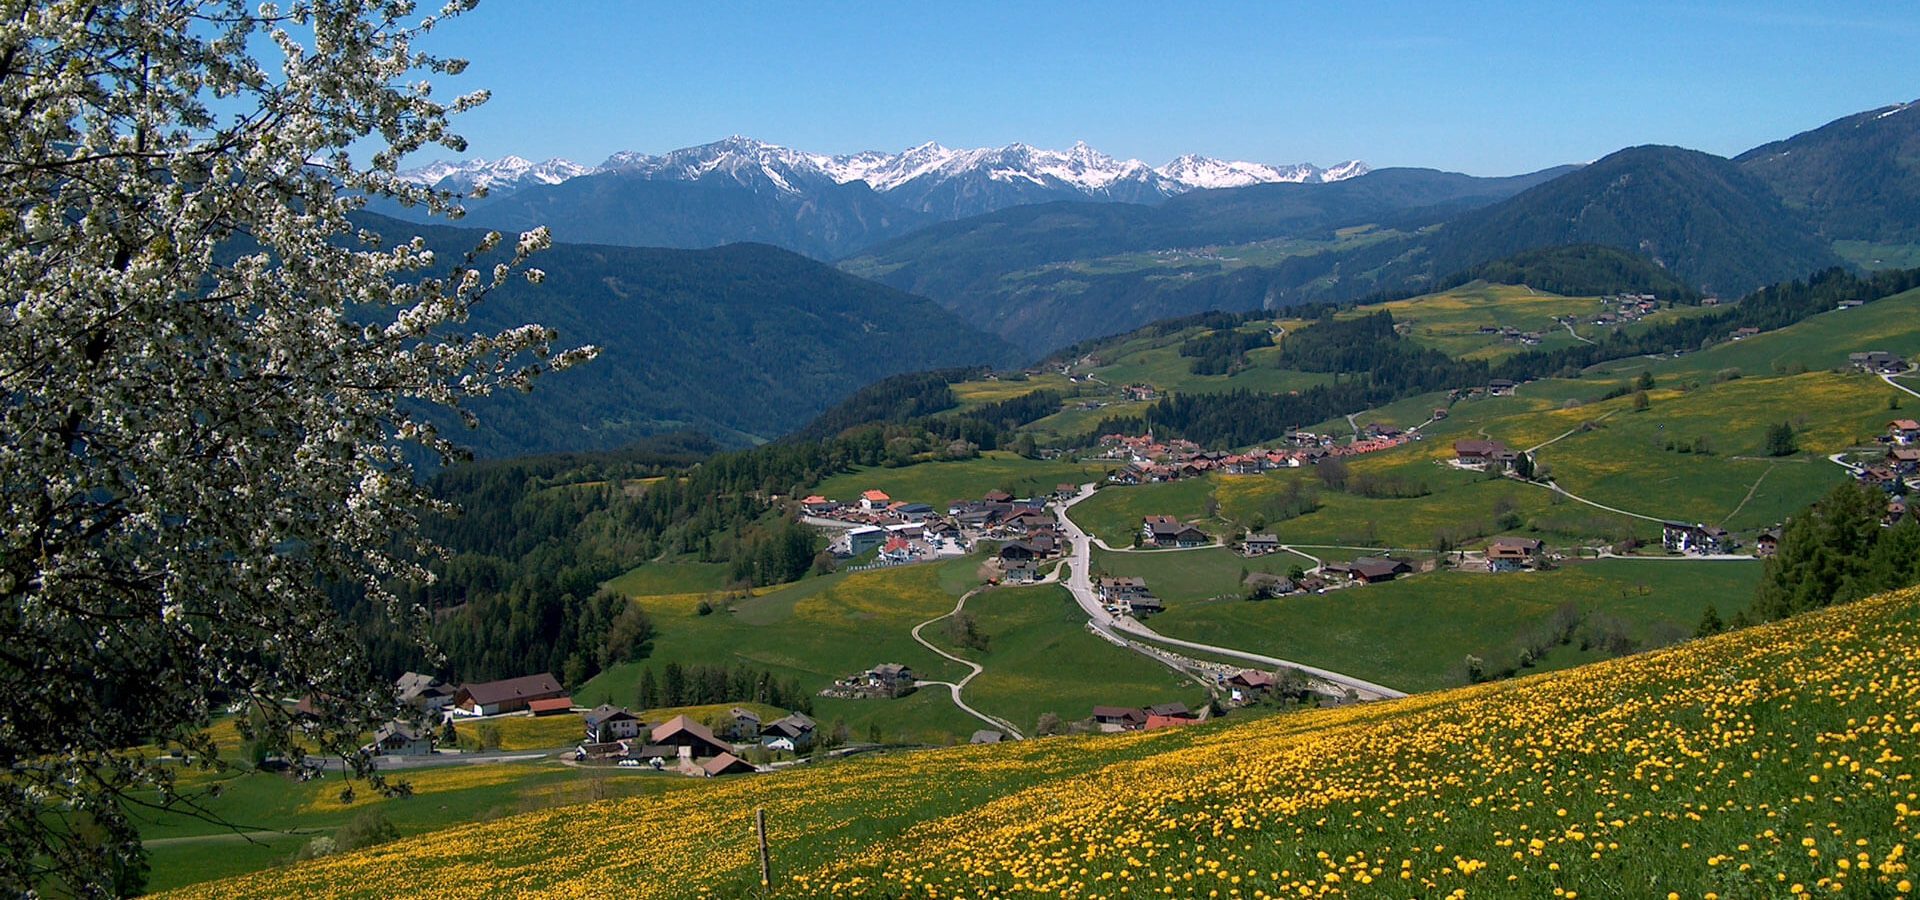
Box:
left=1487, top=379, right=1516, bottom=396
left=725, top=707, right=762, bottom=741
left=1227, top=670, right=1276, bottom=699
left=859, top=489, right=892, bottom=512
left=583, top=705, right=643, bottom=743
left=1662, top=522, right=1733, bottom=555
left=1891, top=420, right=1920, bottom=445
left=868, top=663, right=916, bottom=693
left=1090, top=706, right=1147, bottom=732
left=701, top=752, right=757, bottom=777
left=1146, top=702, right=1196, bottom=720
left=800, top=495, right=838, bottom=516
left=763, top=712, right=816, bottom=749
left=1485, top=537, right=1544, bottom=573
left=1243, top=533, right=1281, bottom=556
left=1890, top=447, right=1920, bottom=475
left=366, top=722, right=433, bottom=757
left=649, top=715, right=732, bottom=759
left=1326, top=557, right=1412, bottom=584
left=394, top=672, right=454, bottom=712
left=1850, top=351, right=1910, bottom=374
left=1756, top=528, right=1781, bottom=559
left=1122, top=594, right=1164, bottom=617
left=451, top=673, right=567, bottom=717
left=1094, top=576, right=1147, bottom=603
left=1142, top=515, right=1209, bottom=547
left=1453, top=439, right=1517, bottom=471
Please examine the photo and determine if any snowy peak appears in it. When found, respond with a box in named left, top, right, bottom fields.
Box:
left=1155, top=154, right=1369, bottom=189
left=397, top=155, right=591, bottom=191
left=402, top=139, right=1371, bottom=211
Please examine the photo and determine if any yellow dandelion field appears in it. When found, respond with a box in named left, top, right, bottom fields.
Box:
left=170, top=585, right=1920, bottom=899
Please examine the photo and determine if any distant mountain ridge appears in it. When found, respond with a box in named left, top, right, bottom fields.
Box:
left=397, top=136, right=1368, bottom=237
left=403, top=136, right=1366, bottom=201
left=1735, top=99, right=1920, bottom=244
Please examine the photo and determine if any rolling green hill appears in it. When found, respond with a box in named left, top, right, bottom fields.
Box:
left=170, top=584, right=1920, bottom=899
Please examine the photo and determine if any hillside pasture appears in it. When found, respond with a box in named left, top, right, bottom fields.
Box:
left=1150, top=556, right=1761, bottom=693
left=811, top=453, right=1108, bottom=507
left=924, top=583, right=1204, bottom=733
left=171, top=586, right=1920, bottom=900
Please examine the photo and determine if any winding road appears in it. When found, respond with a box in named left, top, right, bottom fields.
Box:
left=1054, top=485, right=1407, bottom=701
left=909, top=588, right=1026, bottom=739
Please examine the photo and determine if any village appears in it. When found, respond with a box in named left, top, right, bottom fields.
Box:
left=334, top=378, right=1920, bottom=784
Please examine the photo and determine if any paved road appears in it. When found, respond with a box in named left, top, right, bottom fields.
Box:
left=1886, top=373, right=1920, bottom=400
left=910, top=588, right=1026, bottom=738
left=1055, top=485, right=1407, bottom=701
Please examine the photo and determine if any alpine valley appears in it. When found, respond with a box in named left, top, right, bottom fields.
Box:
left=148, top=93, right=1920, bottom=900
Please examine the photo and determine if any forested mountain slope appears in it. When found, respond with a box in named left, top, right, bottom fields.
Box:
left=357, top=215, right=1019, bottom=456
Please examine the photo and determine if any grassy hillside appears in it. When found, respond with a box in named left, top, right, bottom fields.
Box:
left=1149, top=557, right=1761, bottom=692
left=570, top=549, right=1213, bottom=748
left=923, top=583, right=1206, bottom=732
left=171, top=585, right=1920, bottom=899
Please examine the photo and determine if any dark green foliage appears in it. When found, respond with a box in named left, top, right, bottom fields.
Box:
left=636, top=667, right=660, bottom=710
left=1180, top=328, right=1274, bottom=374
left=786, top=369, right=974, bottom=442
left=1410, top=146, right=1841, bottom=297
left=333, top=810, right=401, bottom=854
left=1696, top=604, right=1724, bottom=637
left=1736, top=100, right=1920, bottom=244
left=945, top=612, right=990, bottom=652
left=728, top=520, right=821, bottom=587
left=1753, top=482, right=1917, bottom=620
left=638, top=662, right=811, bottom=713
left=1092, top=312, right=1485, bottom=447
left=1764, top=422, right=1798, bottom=457
left=356, top=214, right=1018, bottom=457
left=1425, top=244, right=1701, bottom=302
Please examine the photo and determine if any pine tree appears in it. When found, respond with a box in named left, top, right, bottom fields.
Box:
left=636, top=667, right=660, bottom=711
left=1695, top=604, right=1724, bottom=637
left=661, top=662, right=688, bottom=708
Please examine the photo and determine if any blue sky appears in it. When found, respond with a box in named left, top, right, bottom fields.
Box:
left=418, top=1, right=1917, bottom=176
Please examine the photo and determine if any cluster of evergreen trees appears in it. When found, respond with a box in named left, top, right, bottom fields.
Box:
left=1179, top=328, right=1274, bottom=375
left=634, top=662, right=813, bottom=714
left=1744, top=482, right=1919, bottom=624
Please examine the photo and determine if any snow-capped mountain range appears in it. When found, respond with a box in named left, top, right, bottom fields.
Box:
left=401, top=137, right=1367, bottom=203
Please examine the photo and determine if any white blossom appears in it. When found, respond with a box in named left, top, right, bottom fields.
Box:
left=0, top=2, right=591, bottom=894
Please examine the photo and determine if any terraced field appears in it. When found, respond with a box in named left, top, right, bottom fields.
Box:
left=170, top=586, right=1920, bottom=899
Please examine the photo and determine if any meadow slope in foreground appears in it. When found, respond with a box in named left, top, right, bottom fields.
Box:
left=173, top=586, right=1920, bottom=899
